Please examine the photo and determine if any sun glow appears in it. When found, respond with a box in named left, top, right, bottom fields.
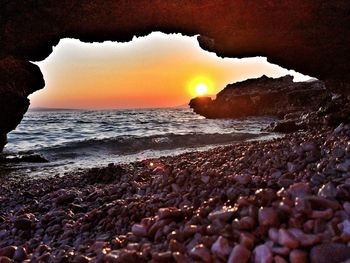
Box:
left=195, top=83, right=208, bottom=96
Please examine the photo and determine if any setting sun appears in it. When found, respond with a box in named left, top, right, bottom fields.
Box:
left=195, top=83, right=208, bottom=96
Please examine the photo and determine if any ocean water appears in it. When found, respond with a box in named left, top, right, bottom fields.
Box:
left=3, top=108, right=276, bottom=176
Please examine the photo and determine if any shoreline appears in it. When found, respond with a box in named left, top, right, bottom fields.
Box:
left=1, top=125, right=350, bottom=262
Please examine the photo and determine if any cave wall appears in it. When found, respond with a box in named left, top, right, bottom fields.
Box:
left=0, top=0, right=350, bottom=151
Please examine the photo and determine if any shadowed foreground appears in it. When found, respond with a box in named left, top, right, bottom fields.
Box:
left=1, top=125, right=350, bottom=262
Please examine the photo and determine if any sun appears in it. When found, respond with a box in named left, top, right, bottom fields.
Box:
left=195, top=83, right=208, bottom=96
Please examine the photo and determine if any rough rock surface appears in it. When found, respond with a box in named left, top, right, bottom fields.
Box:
left=189, top=75, right=330, bottom=119
left=0, top=1, right=350, bottom=151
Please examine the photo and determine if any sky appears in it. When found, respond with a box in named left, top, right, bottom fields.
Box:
left=30, top=32, right=312, bottom=109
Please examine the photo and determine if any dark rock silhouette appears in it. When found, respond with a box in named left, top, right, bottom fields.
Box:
left=0, top=1, right=350, bottom=150
left=189, top=75, right=330, bottom=119
left=0, top=57, right=44, bottom=151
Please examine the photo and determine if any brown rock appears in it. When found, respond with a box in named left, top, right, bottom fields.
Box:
left=211, top=236, right=231, bottom=259
left=227, top=244, right=251, bottom=263
left=189, top=244, right=211, bottom=262
left=13, top=247, right=27, bottom=262
left=131, top=223, right=148, bottom=237
left=240, top=232, right=255, bottom=249
left=0, top=257, right=12, bottom=263
left=274, top=256, right=288, bottom=263
left=289, top=249, right=308, bottom=263
left=13, top=218, right=31, bottom=230
left=278, top=229, right=299, bottom=249
left=253, top=244, right=273, bottom=263
left=158, top=207, right=183, bottom=220
left=310, top=243, right=350, bottom=263
left=172, top=252, right=190, bottom=263
left=258, top=207, right=279, bottom=227
left=0, top=246, right=16, bottom=258
left=208, top=206, right=235, bottom=222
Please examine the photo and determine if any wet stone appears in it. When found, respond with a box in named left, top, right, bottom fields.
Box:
left=253, top=244, right=273, bottom=263
left=227, top=244, right=251, bottom=263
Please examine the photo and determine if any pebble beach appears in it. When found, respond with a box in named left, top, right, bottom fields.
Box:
left=1, top=124, right=350, bottom=263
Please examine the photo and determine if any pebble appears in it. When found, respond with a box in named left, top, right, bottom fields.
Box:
left=0, top=247, right=16, bottom=259
left=258, top=207, right=279, bottom=227
left=274, top=255, right=288, bottom=263
left=0, top=257, right=12, bottom=263
left=1, top=126, right=350, bottom=261
left=227, top=244, right=251, bottom=263
left=278, top=229, right=299, bottom=249
left=189, top=244, right=211, bottom=262
left=158, top=207, right=183, bottom=220
left=289, top=249, right=308, bottom=263
left=253, top=244, right=273, bottom=263
left=208, top=206, right=235, bottom=222
left=13, top=247, right=27, bottom=261
left=310, top=243, right=350, bottom=263
left=211, top=236, right=231, bottom=258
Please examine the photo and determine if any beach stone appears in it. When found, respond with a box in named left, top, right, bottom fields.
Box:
left=208, top=206, right=235, bottom=222
left=72, top=255, right=90, bottom=263
left=189, top=244, right=211, bottom=262
left=240, top=232, right=255, bottom=249
left=310, top=243, right=350, bottom=263
left=278, top=229, right=299, bottom=249
left=227, top=244, right=251, bottom=263
left=13, top=247, right=27, bottom=261
left=104, top=249, right=140, bottom=263
left=55, top=191, right=75, bottom=205
left=235, top=174, right=251, bottom=185
left=0, top=246, right=16, bottom=258
left=271, top=246, right=290, bottom=256
left=158, top=207, right=183, bottom=220
left=201, top=175, right=210, bottom=184
left=131, top=223, right=148, bottom=237
left=318, top=182, right=337, bottom=198
left=253, top=244, right=273, bottom=263
left=344, top=202, right=350, bottom=215
left=271, top=170, right=282, bottom=178
left=0, top=257, right=12, bottom=263
left=274, top=255, right=288, bottom=263
left=169, top=239, right=186, bottom=253
left=172, top=252, right=190, bottom=263
left=268, top=227, right=279, bottom=242
left=287, top=162, right=300, bottom=173
left=13, top=218, right=31, bottom=230
left=287, top=182, right=311, bottom=200
left=289, top=249, right=308, bottom=263
left=211, top=236, right=231, bottom=258
left=258, top=207, right=279, bottom=227
left=239, top=216, right=256, bottom=230
left=340, top=219, right=350, bottom=236
left=336, top=160, right=350, bottom=172
left=152, top=251, right=173, bottom=262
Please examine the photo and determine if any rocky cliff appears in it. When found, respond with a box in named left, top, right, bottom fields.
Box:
left=1, top=1, right=350, bottom=151
left=189, top=75, right=331, bottom=119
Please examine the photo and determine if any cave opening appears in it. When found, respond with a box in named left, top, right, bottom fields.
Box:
left=4, top=32, right=315, bottom=175
left=29, top=32, right=313, bottom=110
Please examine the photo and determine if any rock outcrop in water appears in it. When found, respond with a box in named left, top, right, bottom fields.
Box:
left=1, top=1, right=350, bottom=151
left=189, top=75, right=330, bottom=119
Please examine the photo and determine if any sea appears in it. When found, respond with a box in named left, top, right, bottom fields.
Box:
left=2, top=108, right=277, bottom=177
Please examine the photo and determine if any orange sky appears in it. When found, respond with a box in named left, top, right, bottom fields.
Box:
left=30, top=32, right=312, bottom=109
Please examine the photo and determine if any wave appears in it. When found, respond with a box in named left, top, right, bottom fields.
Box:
left=39, top=132, right=265, bottom=159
